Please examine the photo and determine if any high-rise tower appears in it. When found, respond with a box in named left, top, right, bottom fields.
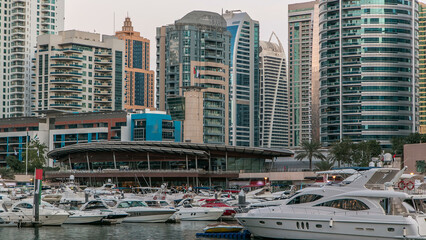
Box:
left=259, top=33, right=288, bottom=148
left=32, top=30, right=125, bottom=113
left=0, top=0, right=65, bottom=118
left=156, top=11, right=231, bottom=144
left=223, top=10, right=260, bottom=147
left=116, top=17, right=155, bottom=111
left=420, top=2, right=426, bottom=134
left=319, top=0, right=419, bottom=148
left=288, top=1, right=320, bottom=147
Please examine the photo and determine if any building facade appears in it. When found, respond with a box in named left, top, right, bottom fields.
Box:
left=156, top=11, right=230, bottom=144
left=288, top=1, right=320, bottom=147
left=223, top=11, right=260, bottom=147
left=319, top=0, right=419, bottom=148
left=0, top=110, right=181, bottom=166
left=420, top=2, right=426, bottom=134
left=32, top=30, right=125, bottom=113
left=0, top=0, right=65, bottom=118
left=259, top=33, right=288, bottom=148
left=115, top=17, right=155, bottom=111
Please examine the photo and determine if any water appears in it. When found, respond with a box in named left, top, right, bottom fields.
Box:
left=0, top=221, right=216, bottom=240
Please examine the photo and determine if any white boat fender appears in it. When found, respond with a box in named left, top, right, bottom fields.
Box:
left=329, top=218, right=333, bottom=228
left=403, top=227, right=406, bottom=238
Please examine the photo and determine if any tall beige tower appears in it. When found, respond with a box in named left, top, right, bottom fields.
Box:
left=288, top=1, right=320, bottom=147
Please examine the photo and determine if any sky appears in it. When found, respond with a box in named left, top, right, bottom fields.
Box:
left=64, top=0, right=309, bottom=67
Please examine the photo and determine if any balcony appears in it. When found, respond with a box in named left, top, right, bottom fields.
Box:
left=94, top=74, right=113, bottom=79
left=50, top=87, right=83, bottom=92
left=94, top=67, right=113, bottom=72
left=94, top=82, right=112, bottom=87
left=94, top=90, right=112, bottom=95
left=50, top=71, right=83, bottom=77
left=94, top=59, right=112, bottom=64
left=50, top=95, right=83, bottom=100
left=94, top=51, right=112, bottom=56
left=50, top=103, right=82, bottom=108
left=51, top=55, right=83, bottom=61
left=50, top=63, right=83, bottom=69
left=50, top=79, right=83, bottom=84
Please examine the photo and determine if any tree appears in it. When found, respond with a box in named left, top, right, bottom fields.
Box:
left=329, top=138, right=353, bottom=167
left=0, top=168, right=15, bottom=180
left=352, top=140, right=381, bottom=167
left=392, top=133, right=426, bottom=156
left=22, top=140, right=48, bottom=172
left=6, top=155, right=24, bottom=172
left=314, top=159, right=334, bottom=171
left=295, top=141, right=326, bottom=170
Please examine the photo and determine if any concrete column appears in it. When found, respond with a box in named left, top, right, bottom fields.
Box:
left=147, top=152, right=150, bottom=170
left=186, top=155, right=189, bottom=170
left=225, top=151, right=228, bottom=171
left=195, top=155, right=198, bottom=169
left=68, top=154, right=72, bottom=170
left=86, top=152, right=90, bottom=171
left=208, top=151, right=211, bottom=172
left=113, top=151, right=117, bottom=169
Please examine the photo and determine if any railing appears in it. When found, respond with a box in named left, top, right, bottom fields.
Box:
left=46, top=169, right=240, bottom=175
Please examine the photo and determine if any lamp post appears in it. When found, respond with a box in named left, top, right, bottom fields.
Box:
left=26, top=129, right=29, bottom=175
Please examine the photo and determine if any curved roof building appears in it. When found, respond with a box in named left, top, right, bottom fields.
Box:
left=46, top=141, right=292, bottom=187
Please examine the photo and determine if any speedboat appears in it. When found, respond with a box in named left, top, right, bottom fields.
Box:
left=9, top=200, right=69, bottom=226
left=236, top=168, right=426, bottom=240
left=203, top=222, right=244, bottom=233
left=64, top=210, right=104, bottom=224
left=175, top=204, right=224, bottom=221
left=80, top=200, right=128, bottom=224
left=199, top=199, right=236, bottom=220
left=113, top=199, right=176, bottom=223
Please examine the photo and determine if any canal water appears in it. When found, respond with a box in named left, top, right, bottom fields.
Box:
left=0, top=221, right=221, bottom=240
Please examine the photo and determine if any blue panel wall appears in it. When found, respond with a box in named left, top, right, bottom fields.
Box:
left=130, top=113, right=181, bottom=142
left=174, top=121, right=182, bottom=142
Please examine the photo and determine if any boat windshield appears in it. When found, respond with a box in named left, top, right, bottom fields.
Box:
left=287, top=194, right=323, bottom=205
left=117, top=201, right=147, bottom=208
left=84, top=201, right=108, bottom=210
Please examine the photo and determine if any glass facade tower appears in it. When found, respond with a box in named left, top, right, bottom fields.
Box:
left=223, top=11, right=260, bottom=147
left=156, top=11, right=231, bottom=144
left=319, top=0, right=419, bottom=147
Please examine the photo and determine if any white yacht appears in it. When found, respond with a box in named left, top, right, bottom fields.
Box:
left=236, top=168, right=426, bottom=240
left=8, top=200, right=69, bottom=226
left=175, top=204, right=224, bottom=221
left=113, top=199, right=176, bottom=223
left=80, top=200, right=128, bottom=224
left=64, top=210, right=104, bottom=224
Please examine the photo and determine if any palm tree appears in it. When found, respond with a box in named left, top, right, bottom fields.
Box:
left=295, top=141, right=326, bottom=170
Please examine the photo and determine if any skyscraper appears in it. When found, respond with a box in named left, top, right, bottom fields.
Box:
left=32, top=30, right=125, bottom=113
left=156, top=11, right=231, bottom=144
left=288, top=1, right=320, bottom=147
left=223, top=10, right=260, bottom=147
left=319, top=0, right=419, bottom=147
left=420, top=2, right=426, bottom=134
left=259, top=33, right=288, bottom=148
left=115, top=17, right=155, bottom=111
left=0, top=0, right=64, bottom=118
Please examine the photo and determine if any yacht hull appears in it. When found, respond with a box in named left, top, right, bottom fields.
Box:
left=64, top=215, right=104, bottom=224
left=176, top=209, right=224, bottom=221
left=237, top=215, right=426, bottom=240
left=123, top=210, right=176, bottom=223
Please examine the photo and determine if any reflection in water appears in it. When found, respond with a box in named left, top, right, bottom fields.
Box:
left=0, top=221, right=213, bottom=240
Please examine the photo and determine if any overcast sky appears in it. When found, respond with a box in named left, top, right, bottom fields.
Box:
left=64, top=0, right=309, bottom=67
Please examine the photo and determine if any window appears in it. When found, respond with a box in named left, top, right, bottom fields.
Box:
left=287, top=194, right=323, bottom=205
left=315, top=199, right=369, bottom=211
